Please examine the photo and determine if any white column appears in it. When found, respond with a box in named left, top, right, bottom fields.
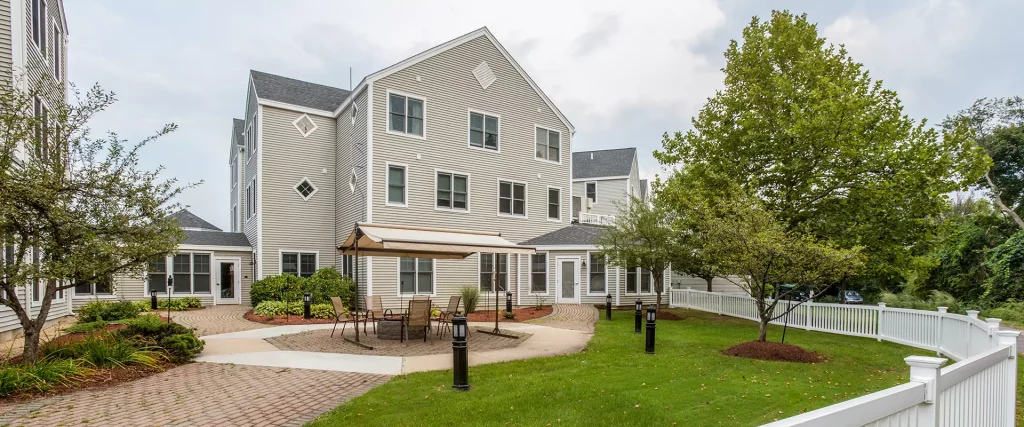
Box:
left=905, top=355, right=946, bottom=427
left=998, top=331, right=1019, bottom=427
left=877, top=302, right=887, bottom=342
left=936, top=307, right=947, bottom=356
left=804, top=301, right=812, bottom=331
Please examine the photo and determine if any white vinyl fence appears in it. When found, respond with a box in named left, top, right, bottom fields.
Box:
left=668, top=288, right=1019, bottom=427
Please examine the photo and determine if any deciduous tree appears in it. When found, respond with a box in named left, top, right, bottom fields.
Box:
left=597, top=196, right=676, bottom=308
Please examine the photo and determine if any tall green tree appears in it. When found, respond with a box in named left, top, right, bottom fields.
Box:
left=654, top=169, right=730, bottom=292
left=0, top=80, right=190, bottom=361
left=596, top=196, right=676, bottom=308
left=655, top=11, right=988, bottom=286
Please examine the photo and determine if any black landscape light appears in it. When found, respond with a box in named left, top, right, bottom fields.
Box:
left=505, top=291, right=513, bottom=314
left=645, top=305, right=657, bottom=354
left=634, top=298, right=642, bottom=334
left=452, top=314, right=469, bottom=391
left=166, top=276, right=173, bottom=323
left=605, top=293, right=612, bottom=320
left=303, top=292, right=312, bottom=319
left=150, top=289, right=158, bottom=310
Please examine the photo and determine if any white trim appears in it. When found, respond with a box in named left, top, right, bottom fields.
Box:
left=546, top=185, right=562, bottom=222
left=245, top=121, right=255, bottom=165
left=477, top=252, right=509, bottom=296
left=585, top=252, right=608, bottom=296
left=396, top=257, right=437, bottom=297
left=166, top=251, right=216, bottom=295
left=384, top=89, right=427, bottom=140
left=534, top=125, right=562, bottom=165
left=293, top=177, right=319, bottom=201
left=434, top=168, right=471, bottom=213
left=244, top=180, right=254, bottom=221
left=496, top=178, right=528, bottom=219
left=585, top=181, right=597, bottom=205
left=530, top=244, right=599, bottom=251
left=528, top=252, right=548, bottom=296
left=256, top=105, right=264, bottom=279
left=516, top=254, right=523, bottom=306
left=277, top=250, right=320, bottom=276
left=466, top=108, right=501, bottom=153
left=257, top=98, right=334, bottom=118
left=291, top=113, right=319, bottom=137
left=554, top=256, right=581, bottom=304
left=11, top=0, right=25, bottom=85
left=384, top=162, right=409, bottom=207
left=366, top=82, right=374, bottom=224
left=572, top=176, right=630, bottom=182
left=623, top=266, right=655, bottom=296
left=213, top=257, right=243, bottom=305
left=615, top=266, right=620, bottom=305
left=178, top=244, right=252, bottom=252
left=331, top=27, right=575, bottom=134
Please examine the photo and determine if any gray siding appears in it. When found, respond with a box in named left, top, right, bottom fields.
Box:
left=259, top=105, right=337, bottom=276
left=573, top=178, right=628, bottom=217
left=335, top=90, right=369, bottom=302
left=96, top=250, right=255, bottom=308
left=242, top=83, right=259, bottom=266
left=370, top=252, right=523, bottom=311
left=21, top=0, right=64, bottom=108
left=0, top=0, right=11, bottom=85
left=229, top=145, right=240, bottom=232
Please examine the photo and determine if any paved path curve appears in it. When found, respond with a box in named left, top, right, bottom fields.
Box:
left=525, top=303, right=599, bottom=332
left=168, top=305, right=269, bottom=336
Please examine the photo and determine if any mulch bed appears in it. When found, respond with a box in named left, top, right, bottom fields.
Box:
left=464, top=305, right=553, bottom=322
left=0, top=361, right=175, bottom=404
left=721, top=341, right=826, bottom=363
left=244, top=309, right=335, bottom=325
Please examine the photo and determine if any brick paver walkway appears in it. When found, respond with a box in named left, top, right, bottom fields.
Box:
left=0, top=363, right=390, bottom=427
left=169, top=305, right=269, bottom=336
left=267, top=327, right=529, bottom=357
left=525, top=304, right=599, bottom=332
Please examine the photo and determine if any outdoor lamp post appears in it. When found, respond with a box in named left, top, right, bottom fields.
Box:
left=166, top=276, right=173, bottom=324
left=634, top=298, right=642, bottom=334
left=303, top=292, right=312, bottom=319
left=505, top=291, right=513, bottom=313
left=605, top=293, right=612, bottom=321
left=645, top=305, right=657, bottom=354
left=452, top=314, right=470, bottom=391
left=150, top=289, right=158, bottom=310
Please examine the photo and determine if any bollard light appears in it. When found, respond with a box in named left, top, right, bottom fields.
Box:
left=452, top=314, right=470, bottom=391
left=505, top=291, right=513, bottom=314
left=303, top=292, right=312, bottom=319
left=166, top=276, right=173, bottom=324
left=645, top=305, right=657, bottom=354
left=605, top=293, right=612, bottom=321
left=150, top=289, right=158, bottom=310
left=634, top=298, right=642, bottom=334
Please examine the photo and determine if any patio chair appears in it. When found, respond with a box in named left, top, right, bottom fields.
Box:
left=364, top=295, right=394, bottom=334
left=434, top=295, right=461, bottom=338
left=330, top=297, right=366, bottom=338
left=405, top=299, right=431, bottom=343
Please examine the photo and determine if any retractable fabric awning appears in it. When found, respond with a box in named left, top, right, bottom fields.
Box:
left=338, top=223, right=535, bottom=259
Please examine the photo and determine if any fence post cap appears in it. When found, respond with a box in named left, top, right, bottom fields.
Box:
left=936, top=306, right=948, bottom=313
left=966, top=310, right=980, bottom=319
left=904, top=356, right=946, bottom=369
left=997, top=330, right=1021, bottom=338
left=985, top=318, right=1002, bottom=327
left=877, top=302, right=887, bottom=307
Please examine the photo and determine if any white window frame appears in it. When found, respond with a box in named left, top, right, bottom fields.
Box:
left=294, top=177, right=319, bottom=201
left=585, top=181, right=597, bottom=204
left=625, top=266, right=653, bottom=295
left=351, top=103, right=358, bottom=126
left=534, top=125, right=562, bottom=165
left=246, top=178, right=256, bottom=222
left=73, top=275, right=115, bottom=299
left=530, top=252, right=548, bottom=295
left=546, top=186, right=562, bottom=222
left=434, top=169, right=470, bottom=213
left=496, top=178, right=528, bottom=219
left=478, top=253, right=509, bottom=294
left=341, top=254, right=355, bottom=278
left=231, top=204, right=238, bottom=232
left=279, top=250, right=319, bottom=277
left=35, top=0, right=47, bottom=57
left=52, top=23, right=60, bottom=82
left=385, top=89, right=427, bottom=139
left=397, top=257, right=435, bottom=296
left=587, top=252, right=607, bottom=295
left=385, top=163, right=408, bottom=207
left=246, top=116, right=256, bottom=163
left=292, top=113, right=318, bottom=137
left=152, top=252, right=215, bottom=295
left=467, top=109, right=500, bottom=153
left=231, top=158, right=238, bottom=189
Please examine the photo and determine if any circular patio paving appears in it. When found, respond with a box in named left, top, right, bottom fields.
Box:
left=266, top=326, right=531, bottom=357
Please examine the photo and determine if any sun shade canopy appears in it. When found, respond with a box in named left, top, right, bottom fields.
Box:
left=338, top=223, right=535, bottom=259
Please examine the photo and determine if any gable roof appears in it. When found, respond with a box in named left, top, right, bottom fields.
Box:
left=572, top=148, right=637, bottom=179
left=250, top=70, right=351, bottom=112
left=519, top=224, right=607, bottom=247
left=169, top=209, right=221, bottom=232
left=333, top=27, right=574, bottom=132
left=230, top=118, right=244, bottom=158
left=182, top=230, right=251, bottom=248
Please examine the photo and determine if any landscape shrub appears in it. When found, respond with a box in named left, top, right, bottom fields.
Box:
left=253, top=301, right=334, bottom=318
left=63, top=320, right=109, bottom=334
left=77, top=300, right=143, bottom=323
left=42, top=333, right=161, bottom=369
left=503, top=311, right=517, bottom=319
left=249, top=274, right=304, bottom=306
left=159, top=333, right=204, bottom=363
left=310, top=303, right=335, bottom=319
left=250, top=268, right=355, bottom=307
left=880, top=290, right=964, bottom=313
left=815, top=295, right=839, bottom=304
left=156, top=297, right=203, bottom=311
left=0, top=358, right=88, bottom=396
left=119, top=315, right=193, bottom=342
left=459, top=286, right=480, bottom=313
left=132, top=300, right=152, bottom=312
left=984, top=300, right=1024, bottom=325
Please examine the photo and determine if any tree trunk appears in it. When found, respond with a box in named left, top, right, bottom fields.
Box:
left=986, top=172, right=1024, bottom=230
left=757, top=317, right=769, bottom=342
left=704, top=276, right=714, bottom=292
left=21, top=320, right=43, bottom=363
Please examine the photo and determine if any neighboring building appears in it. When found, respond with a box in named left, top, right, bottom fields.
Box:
left=0, top=0, right=72, bottom=339
left=571, top=148, right=642, bottom=224
left=228, top=27, right=573, bottom=309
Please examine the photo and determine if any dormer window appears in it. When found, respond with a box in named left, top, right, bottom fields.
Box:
left=293, top=114, right=317, bottom=137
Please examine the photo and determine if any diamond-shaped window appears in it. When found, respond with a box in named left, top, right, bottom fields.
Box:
left=293, top=114, right=318, bottom=137
left=294, top=179, right=318, bottom=200
left=473, top=61, right=496, bottom=90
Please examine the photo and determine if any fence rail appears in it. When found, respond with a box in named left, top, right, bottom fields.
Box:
left=668, top=288, right=1019, bottom=427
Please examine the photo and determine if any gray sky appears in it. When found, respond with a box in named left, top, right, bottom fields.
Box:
left=64, top=0, right=1024, bottom=230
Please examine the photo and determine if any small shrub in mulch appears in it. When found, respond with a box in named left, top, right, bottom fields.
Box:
left=721, top=341, right=826, bottom=363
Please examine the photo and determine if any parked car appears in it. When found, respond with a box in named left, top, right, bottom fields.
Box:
left=776, top=284, right=810, bottom=302
left=839, top=290, right=864, bottom=304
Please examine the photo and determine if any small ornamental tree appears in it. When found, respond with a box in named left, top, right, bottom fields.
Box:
left=596, top=196, right=676, bottom=308
left=0, top=80, right=192, bottom=361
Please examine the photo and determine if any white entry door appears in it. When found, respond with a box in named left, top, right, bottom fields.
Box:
left=214, top=259, right=241, bottom=305
left=555, top=257, right=580, bottom=303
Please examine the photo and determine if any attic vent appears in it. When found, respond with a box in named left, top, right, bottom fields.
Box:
left=472, top=61, right=496, bottom=90
left=294, top=178, right=318, bottom=200
left=293, top=114, right=318, bottom=137
left=349, top=169, right=357, bottom=193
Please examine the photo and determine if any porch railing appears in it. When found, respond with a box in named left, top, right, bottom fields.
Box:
left=578, top=212, right=615, bottom=225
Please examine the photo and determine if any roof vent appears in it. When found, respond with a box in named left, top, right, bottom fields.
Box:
left=590, top=152, right=594, bottom=160
left=472, top=61, right=496, bottom=90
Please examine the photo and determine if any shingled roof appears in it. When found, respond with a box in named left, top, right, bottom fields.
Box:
left=572, top=148, right=636, bottom=179
left=169, top=209, right=221, bottom=231
left=250, top=70, right=351, bottom=112
left=519, top=224, right=607, bottom=247
left=230, top=118, right=244, bottom=158
left=182, top=230, right=251, bottom=247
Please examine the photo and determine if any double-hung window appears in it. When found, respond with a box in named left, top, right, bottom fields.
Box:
left=531, top=253, right=547, bottom=293
left=436, top=171, right=468, bottom=211
left=586, top=182, right=597, bottom=203
left=626, top=266, right=651, bottom=294
left=342, top=254, right=355, bottom=278
left=34, top=97, right=48, bottom=160
left=74, top=274, right=112, bottom=297
left=231, top=159, right=237, bottom=188
left=246, top=121, right=256, bottom=160
left=388, top=93, right=424, bottom=137
left=281, top=252, right=317, bottom=277
left=52, top=25, right=60, bottom=81
left=498, top=181, right=525, bottom=217
left=246, top=178, right=257, bottom=219
left=399, top=257, right=433, bottom=295
left=387, top=165, right=406, bottom=206
left=479, top=253, right=508, bottom=292
left=469, top=112, right=498, bottom=150
left=547, top=188, right=560, bottom=220
left=148, top=257, right=168, bottom=293
left=535, top=126, right=560, bottom=162
left=33, top=0, right=46, bottom=54
left=589, top=253, right=606, bottom=294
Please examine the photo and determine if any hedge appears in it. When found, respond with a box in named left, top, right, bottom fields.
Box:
left=250, top=267, right=354, bottom=307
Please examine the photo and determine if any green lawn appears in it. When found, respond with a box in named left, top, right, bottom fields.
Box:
left=308, top=309, right=929, bottom=427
